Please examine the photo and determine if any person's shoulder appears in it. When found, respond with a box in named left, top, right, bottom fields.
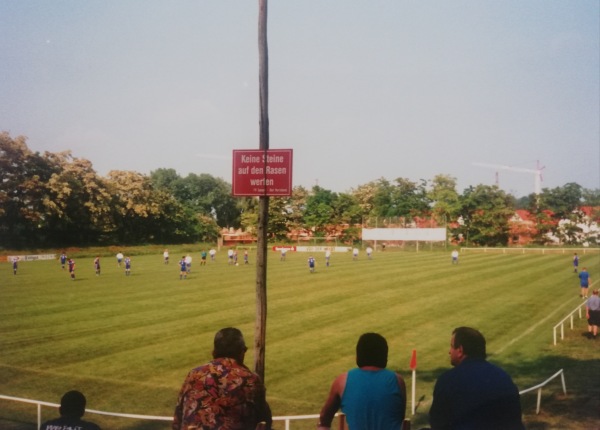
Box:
left=41, top=417, right=101, bottom=430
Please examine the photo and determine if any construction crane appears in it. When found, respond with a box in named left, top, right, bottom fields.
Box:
left=473, top=161, right=545, bottom=195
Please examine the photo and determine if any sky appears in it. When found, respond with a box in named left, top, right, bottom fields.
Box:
left=1, top=1, right=599, bottom=198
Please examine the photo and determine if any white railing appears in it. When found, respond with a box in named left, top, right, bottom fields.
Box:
left=1, top=366, right=569, bottom=430
left=0, top=394, right=342, bottom=429
left=461, top=247, right=599, bottom=255
left=519, top=369, right=566, bottom=414
left=553, top=301, right=588, bottom=345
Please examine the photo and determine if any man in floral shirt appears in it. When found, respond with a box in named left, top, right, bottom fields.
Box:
left=173, top=327, right=272, bottom=430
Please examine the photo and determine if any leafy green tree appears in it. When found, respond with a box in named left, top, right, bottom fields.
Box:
left=43, top=153, right=113, bottom=245
left=332, top=192, right=362, bottom=225
left=538, top=183, right=583, bottom=219
left=149, top=168, right=180, bottom=191
left=351, top=181, right=378, bottom=226
left=582, top=188, right=600, bottom=207
left=428, top=174, right=460, bottom=225
left=153, top=172, right=241, bottom=228
left=0, top=133, right=64, bottom=247
left=373, top=177, right=430, bottom=223
left=304, top=186, right=337, bottom=235
left=453, top=185, right=515, bottom=246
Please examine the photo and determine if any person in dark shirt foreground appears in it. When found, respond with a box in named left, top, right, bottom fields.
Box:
left=40, top=390, right=101, bottom=430
left=428, top=326, right=525, bottom=430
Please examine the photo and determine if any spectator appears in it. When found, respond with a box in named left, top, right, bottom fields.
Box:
left=40, top=390, right=101, bottom=430
left=586, top=289, right=600, bottom=339
left=173, top=327, right=272, bottom=430
left=318, top=333, right=407, bottom=430
left=428, top=326, right=525, bottom=430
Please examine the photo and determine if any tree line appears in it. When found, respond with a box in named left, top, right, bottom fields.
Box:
left=1, top=132, right=599, bottom=249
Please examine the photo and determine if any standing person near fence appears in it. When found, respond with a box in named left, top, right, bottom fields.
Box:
left=428, top=326, right=524, bottom=430
left=586, top=289, right=600, bottom=339
left=172, top=327, right=272, bottom=430
left=40, top=390, right=101, bottom=430
left=573, top=252, right=579, bottom=273
left=318, top=332, right=407, bottom=430
left=579, top=267, right=590, bottom=298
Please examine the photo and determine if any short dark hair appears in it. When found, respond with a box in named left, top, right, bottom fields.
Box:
left=214, top=327, right=247, bottom=358
left=356, top=332, right=388, bottom=368
left=60, top=390, right=86, bottom=418
left=452, top=327, right=487, bottom=359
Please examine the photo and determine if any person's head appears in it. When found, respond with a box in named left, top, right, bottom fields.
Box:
left=59, top=390, right=86, bottom=418
left=213, top=327, right=248, bottom=363
left=356, top=332, right=388, bottom=368
left=593, top=289, right=599, bottom=296
left=582, top=267, right=587, bottom=272
left=449, top=326, right=487, bottom=366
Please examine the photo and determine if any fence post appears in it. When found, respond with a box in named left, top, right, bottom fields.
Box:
left=536, top=388, right=542, bottom=414
left=560, top=371, right=567, bottom=395
left=570, top=314, right=574, bottom=329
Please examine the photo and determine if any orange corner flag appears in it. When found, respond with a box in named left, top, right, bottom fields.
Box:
left=409, top=349, right=417, bottom=370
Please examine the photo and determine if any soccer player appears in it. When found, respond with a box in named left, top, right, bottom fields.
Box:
left=308, top=256, right=316, bottom=273
left=209, top=248, right=216, bottom=262
left=12, top=257, right=18, bottom=275
left=228, top=248, right=234, bottom=264
left=451, top=250, right=459, bottom=264
left=353, top=248, right=359, bottom=260
left=164, top=249, right=169, bottom=264
left=94, top=256, right=101, bottom=276
left=280, top=248, right=287, bottom=261
left=185, top=255, right=192, bottom=273
left=124, top=256, right=131, bottom=276
left=244, top=250, right=249, bottom=264
left=116, top=252, right=124, bottom=267
left=573, top=253, right=579, bottom=273
left=68, top=259, right=76, bottom=280
left=200, top=250, right=207, bottom=265
left=60, top=252, right=67, bottom=270
left=366, top=246, right=373, bottom=259
left=325, top=249, right=331, bottom=267
left=179, top=257, right=187, bottom=280
left=579, top=268, right=591, bottom=298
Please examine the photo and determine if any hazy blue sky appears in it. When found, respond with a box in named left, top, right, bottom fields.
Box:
left=2, top=1, right=598, bottom=197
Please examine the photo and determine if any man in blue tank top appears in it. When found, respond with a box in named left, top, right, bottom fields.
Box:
left=318, top=333, right=407, bottom=429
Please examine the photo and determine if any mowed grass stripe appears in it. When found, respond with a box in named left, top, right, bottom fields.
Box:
left=1, top=249, right=598, bottom=429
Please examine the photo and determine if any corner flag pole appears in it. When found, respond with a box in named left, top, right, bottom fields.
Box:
left=409, top=349, right=417, bottom=415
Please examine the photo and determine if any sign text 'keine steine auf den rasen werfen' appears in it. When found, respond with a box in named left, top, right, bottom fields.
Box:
left=232, top=149, right=293, bottom=196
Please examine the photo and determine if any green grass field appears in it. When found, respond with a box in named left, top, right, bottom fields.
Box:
left=1, top=248, right=599, bottom=429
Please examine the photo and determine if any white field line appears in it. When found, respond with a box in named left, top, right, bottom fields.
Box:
left=496, top=279, right=598, bottom=355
